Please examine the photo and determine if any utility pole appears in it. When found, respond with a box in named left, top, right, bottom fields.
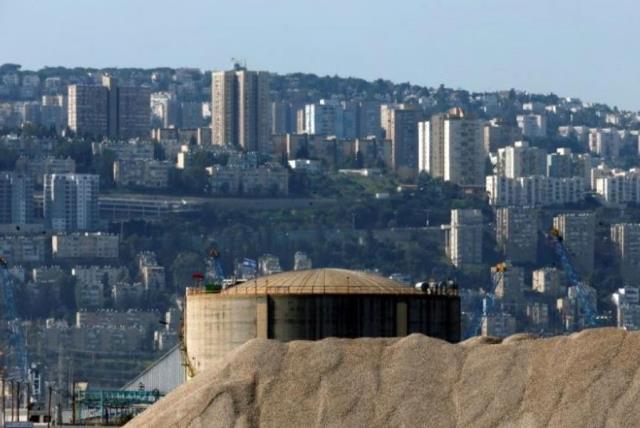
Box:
left=1, top=374, right=4, bottom=425
left=16, top=381, right=20, bottom=422
left=71, top=381, right=76, bottom=425
left=47, top=384, right=52, bottom=428
left=26, top=382, right=30, bottom=422
left=10, top=380, right=14, bottom=422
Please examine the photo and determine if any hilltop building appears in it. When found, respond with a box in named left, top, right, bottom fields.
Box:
left=211, top=66, right=270, bottom=151
left=44, top=173, right=99, bottom=232
left=419, top=108, right=484, bottom=186
left=68, top=76, right=150, bottom=139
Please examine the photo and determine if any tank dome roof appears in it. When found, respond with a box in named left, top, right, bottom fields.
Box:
left=222, top=268, right=421, bottom=296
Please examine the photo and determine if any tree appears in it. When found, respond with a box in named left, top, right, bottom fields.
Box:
left=54, top=140, right=92, bottom=172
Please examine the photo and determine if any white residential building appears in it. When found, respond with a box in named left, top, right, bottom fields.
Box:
left=589, top=128, right=621, bottom=158
left=496, top=141, right=546, bottom=178
left=532, top=267, right=564, bottom=297
left=444, top=209, right=483, bottom=270
left=113, top=159, right=171, bottom=189
left=486, top=175, right=586, bottom=207
left=44, top=174, right=99, bottom=232
left=418, top=120, right=431, bottom=173
left=304, top=99, right=343, bottom=137
left=419, top=108, right=484, bottom=185
left=293, top=251, right=312, bottom=271
left=558, top=125, right=590, bottom=146
left=52, top=233, right=119, bottom=259
left=443, top=114, right=484, bottom=186
left=517, top=114, right=547, bottom=138
left=595, top=169, right=640, bottom=205
left=547, top=148, right=592, bottom=184
left=612, top=287, right=640, bottom=330
left=258, top=254, right=282, bottom=276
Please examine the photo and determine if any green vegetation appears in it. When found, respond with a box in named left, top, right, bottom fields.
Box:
left=111, top=173, right=492, bottom=301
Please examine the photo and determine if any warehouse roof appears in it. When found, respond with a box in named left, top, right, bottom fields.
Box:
left=217, top=268, right=422, bottom=296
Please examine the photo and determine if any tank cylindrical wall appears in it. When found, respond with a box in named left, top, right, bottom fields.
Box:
left=185, top=295, right=258, bottom=373
left=407, top=296, right=461, bottom=342
left=267, top=294, right=460, bottom=342
left=186, top=292, right=461, bottom=376
left=268, top=295, right=397, bottom=341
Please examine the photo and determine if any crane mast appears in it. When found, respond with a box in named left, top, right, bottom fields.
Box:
left=549, top=228, right=597, bottom=328
left=0, top=257, right=28, bottom=381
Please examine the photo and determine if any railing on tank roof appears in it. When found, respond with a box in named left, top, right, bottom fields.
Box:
left=186, top=283, right=459, bottom=297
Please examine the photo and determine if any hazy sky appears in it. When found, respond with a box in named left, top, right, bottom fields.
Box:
left=1, top=0, right=639, bottom=110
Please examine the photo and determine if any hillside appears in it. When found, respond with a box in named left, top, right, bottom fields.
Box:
left=126, top=328, right=640, bottom=428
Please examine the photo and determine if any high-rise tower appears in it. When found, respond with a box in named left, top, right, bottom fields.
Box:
left=211, top=66, right=270, bottom=151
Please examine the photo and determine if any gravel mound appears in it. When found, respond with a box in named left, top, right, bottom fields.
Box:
left=126, top=328, right=640, bottom=428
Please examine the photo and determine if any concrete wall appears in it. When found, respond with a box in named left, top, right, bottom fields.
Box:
left=185, top=295, right=258, bottom=374
left=186, top=293, right=460, bottom=375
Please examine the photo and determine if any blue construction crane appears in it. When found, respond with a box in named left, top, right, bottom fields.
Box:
left=203, top=248, right=225, bottom=292
left=0, top=256, right=28, bottom=380
left=468, top=262, right=508, bottom=337
left=208, top=248, right=225, bottom=279
left=549, top=227, right=598, bottom=328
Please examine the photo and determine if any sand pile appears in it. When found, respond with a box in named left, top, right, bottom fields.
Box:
left=126, top=328, right=640, bottom=428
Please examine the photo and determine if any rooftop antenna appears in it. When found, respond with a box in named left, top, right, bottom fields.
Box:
left=231, top=58, right=247, bottom=70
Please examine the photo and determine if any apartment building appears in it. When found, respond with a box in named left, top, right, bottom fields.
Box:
left=493, top=265, right=525, bottom=304
left=44, top=174, right=99, bottom=232
left=68, top=76, right=150, bottom=139
left=67, top=84, right=109, bottom=137
left=212, top=66, right=270, bottom=151
left=419, top=108, right=484, bottom=186
left=589, top=128, right=621, bottom=158
left=532, top=267, right=565, bottom=297
left=381, top=104, right=421, bottom=173
left=207, top=163, right=288, bottom=196
left=553, top=213, right=596, bottom=276
left=595, top=169, right=640, bottom=205
left=612, top=287, right=640, bottom=330
left=483, top=120, right=522, bottom=153
left=486, top=175, right=586, bottom=207
left=445, top=209, right=484, bottom=270
left=496, top=141, right=546, bottom=178
left=495, top=207, right=538, bottom=264
left=0, top=235, right=46, bottom=263
left=52, top=232, right=119, bottom=259
left=0, top=171, right=34, bottom=224
left=611, top=223, right=640, bottom=284
left=547, top=148, right=592, bottom=183
left=113, top=159, right=171, bottom=189
left=516, top=114, right=547, bottom=138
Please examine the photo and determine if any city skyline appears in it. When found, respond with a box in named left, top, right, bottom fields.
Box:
left=4, top=1, right=640, bottom=425
left=1, top=0, right=640, bottom=110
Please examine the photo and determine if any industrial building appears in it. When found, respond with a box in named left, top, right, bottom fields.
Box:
left=184, top=268, right=460, bottom=375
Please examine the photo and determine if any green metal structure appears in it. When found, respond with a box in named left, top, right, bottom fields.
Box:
left=75, top=388, right=162, bottom=425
